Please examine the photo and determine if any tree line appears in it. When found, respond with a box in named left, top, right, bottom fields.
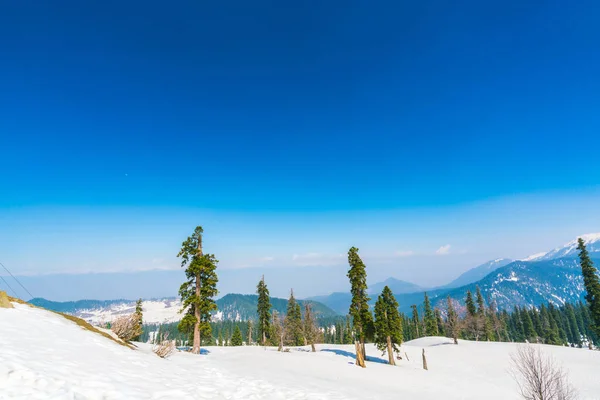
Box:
left=171, top=226, right=600, bottom=362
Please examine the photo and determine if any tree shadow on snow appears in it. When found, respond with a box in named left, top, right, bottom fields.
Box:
left=320, top=348, right=388, bottom=365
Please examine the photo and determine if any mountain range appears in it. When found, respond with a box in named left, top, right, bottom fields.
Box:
left=310, top=233, right=600, bottom=314
left=29, top=293, right=338, bottom=325
left=27, top=233, right=600, bottom=323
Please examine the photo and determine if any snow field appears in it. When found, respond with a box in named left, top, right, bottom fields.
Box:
left=2, top=302, right=600, bottom=399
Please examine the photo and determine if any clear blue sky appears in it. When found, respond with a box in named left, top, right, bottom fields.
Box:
left=1, top=1, right=600, bottom=299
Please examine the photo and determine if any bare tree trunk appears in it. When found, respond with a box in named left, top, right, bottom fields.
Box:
left=192, top=272, right=201, bottom=354
left=386, top=336, right=396, bottom=365
left=453, top=334, right=458, bottom=345
left=311, top=343, right=316, bottom=353
left=278, top=334, right=283, bottom=352
left=262, top=331, right=266, bottom=346
left=422, top=348, right=428, bottom=370
left=192, top=237, right=203, bottom=355
left=361, top=340, right=367, bottom=361
left=355, top=340, right=366, bottom=367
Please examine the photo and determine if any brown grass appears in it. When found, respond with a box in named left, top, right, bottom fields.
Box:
left=7, top=295, right=134, bottom=349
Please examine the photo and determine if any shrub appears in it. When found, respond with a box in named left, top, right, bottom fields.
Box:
left=111, top=313, right=143, bottom=342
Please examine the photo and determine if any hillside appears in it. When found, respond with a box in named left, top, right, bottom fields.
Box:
left=29, top=294, right=338, bottom=325
left=2, top=299, right=600, bottom=399
left=368, top=278, right=424, bottom=295
left=443, top=258, right=513, bottom=289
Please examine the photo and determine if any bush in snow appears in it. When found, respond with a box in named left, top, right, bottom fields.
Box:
left=111, top=313, right=143, bottom=342
left=153, top=332, right=176, bottom=358
left=510, top=344, right=577, bottom=400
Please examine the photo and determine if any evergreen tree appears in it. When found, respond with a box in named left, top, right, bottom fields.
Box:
left=520, top=307, right=535, bottom=342
left=134, top=298, right=143, bottom=342
left=247, top=320, right=253, bottom=345
left=445, top=296, right=460, bottom=344
left=217, top=329, right=223, bottom=346
left=475, top=287, right=489, bottom=340
left=177, top=226, right=219, bottom=354
left=231, top=325, right=243, bottom=346
left=256, top=276, right=272, bottom=346
left=565, top=303, right=582, bottom=346
left=577, top=238, right=600, bottom=338
left=373, top=286, right=403, bottom=365
left=465, top=291, right=479, bottom=340
left=423, top=293, right=438, bottom=336
left=435, top=309, right=445, bottom=337
left=410, top=304, right=421, bottom=338
left=303, top=303, right=318, bottom=352
left=284, top=289, right=304, bottom=346
left=347, top=246, right=373, bottom=367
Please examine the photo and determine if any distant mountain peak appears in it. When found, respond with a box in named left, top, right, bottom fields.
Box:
left=523, top=233, right=600, bottom=262
left=368, top=277, right=424, bottom=295
left=444, top=258, right=514, bottom=289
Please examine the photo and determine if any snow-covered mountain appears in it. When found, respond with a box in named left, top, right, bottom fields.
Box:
left=523, top=233, right=600, bottom=261
left=444, top=258, right=513, bottom=289
left=29, top=294, right=339, bottom=326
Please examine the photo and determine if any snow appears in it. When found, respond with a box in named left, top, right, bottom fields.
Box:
left=2, top=302, right=600, bottom=399
left=522, top=233, right=600, bottom=262
left=78, top=298, right=183, bottom=326
left=522, top=252, right=547, bottom=261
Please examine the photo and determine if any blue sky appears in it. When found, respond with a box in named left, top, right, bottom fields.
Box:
left=1, top=1, right=600, bottom=299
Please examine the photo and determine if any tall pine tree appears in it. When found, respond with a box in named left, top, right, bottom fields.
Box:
left=134, top=298, right=143, bottom=342
left=577, top=238, right=600, bottom=338
left=445, top=296, right=460, bottom=344
left=373, top=286, right=403, bottom=365
left=231, top=325, right=243, bottom=346
left=423, top=292, right=438, bottom=336
left=256, top=276, right=272, bottom=346
left=177, top=226, right=219, bottom=354
left=303, top=303, right=318, bottom=352
left=284, top=289, right=304, bottom=346
left=347, top=246, right=373, bottom=368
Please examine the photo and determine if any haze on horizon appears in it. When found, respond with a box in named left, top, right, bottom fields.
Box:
left=1, top=1, right=600, bottom=301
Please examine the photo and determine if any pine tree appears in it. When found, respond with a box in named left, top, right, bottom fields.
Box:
left=465, top=290, right=479, bottom=340
left=134, top=298, right=143, bottom=342
left=475, top=286, right=489, bottom=340
left=520, top=307, right=535, bottom=342
left=373, top=286, right=403, bottom=365
left=445, top=296, right=460, bottom=344
left=231, top=325, right=243, bottom=346
left=347, top=246, right=373, bottom=368
left=284, top=289, right=304, bottom=346
left=303, top=303, right=318, bottom=352
left=577, top=238, right=600, bottom=338
left=435, top=309, right=445, bottom=337
left=177, top=226, right=219, bottom=354
left=423, top=293, right=438, bottom=336
left=256, top=276, right=272, bottom=346
left=217, top=329, right=223, bottom=346
left=410, top=304, right=421, bottom=338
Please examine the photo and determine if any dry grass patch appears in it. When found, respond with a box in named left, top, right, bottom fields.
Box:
left=1, top=291, right=14, bottom=308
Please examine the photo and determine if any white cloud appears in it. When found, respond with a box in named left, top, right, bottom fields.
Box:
left=435, top=245, right=451, bottom=255
left=291, top=252, right=344, bottom=266
left=260, top=256, right=275, bottom=262
left=395, top=250, right=415, bottom=257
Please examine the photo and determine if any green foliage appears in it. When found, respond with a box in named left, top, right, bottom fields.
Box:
left=578, top=238, right=600, bottom=337
left=465, top=291, right=476, bottom=317
left=230, top=325, right=243, bottom=346
left=410, top=304, right=421, bottom=338
left=423, top=292, right=438, bottom=336
left=284, top=290, right=304, bottom=346
left=133, top=298, right=143, bottom=341
left=347, top=247, right=373, bottom=342
left=373, top=286, right=403, bottom=354
left=177, top=226, right=219, bottom=350
left=256, top=277, right=272, bottom=345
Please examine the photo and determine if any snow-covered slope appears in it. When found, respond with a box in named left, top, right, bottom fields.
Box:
left=2, top=302, right=600, bottom=399
left=524, top=233, right=600, bottom=261
left=444, top=258, right=513, bottom=289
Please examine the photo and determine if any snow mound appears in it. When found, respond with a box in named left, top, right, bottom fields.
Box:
left=404, top=336, right=455, bottom=347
